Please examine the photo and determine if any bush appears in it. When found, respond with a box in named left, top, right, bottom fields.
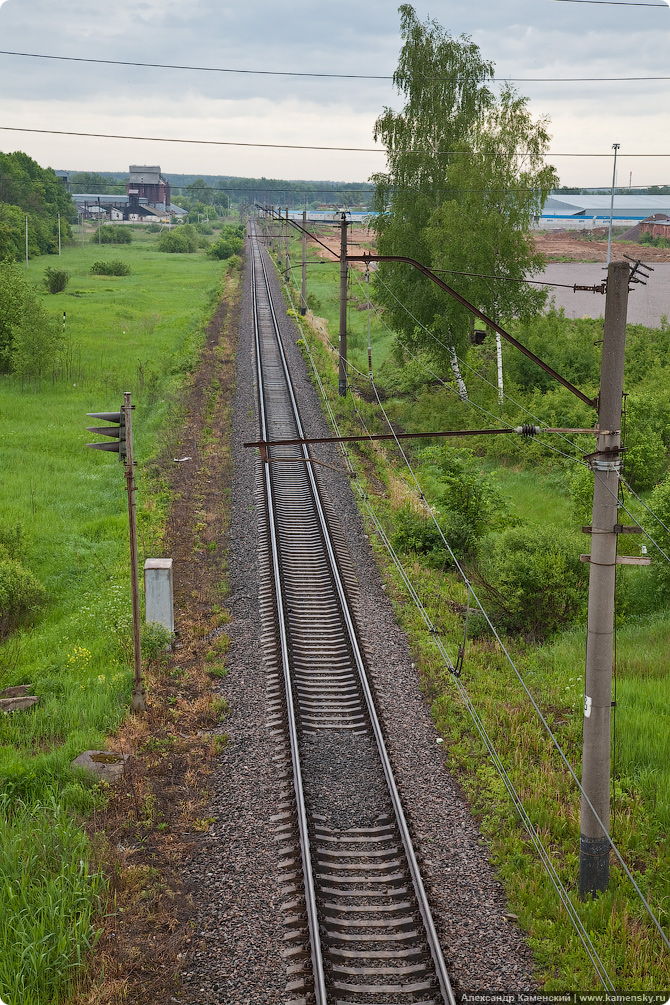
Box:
left=91, top=226, right=131, bottom=244
left=90, top=259, right=131, bottom=276
left=0, top=523, right=25, bottom=562
left=158, top=224, right=198, bottom=254
left=0, top=262, right=63, bottom=383
left=473, top=525, right=588, bottom=640
left=208, top=236, right=244, bottom=260
left=42, top=267, right=69, bottom=294
left=390, top=507, right=452, bottom=568
left=0, top=558, right=46, bottom=638
left=208, top=224, right=244, bottom=260
left=648, top=475, right=670, bottom=599
left=420, top=446, right=509, bottom=558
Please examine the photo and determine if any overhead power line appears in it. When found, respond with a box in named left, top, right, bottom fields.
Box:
left=549, top=0, right=667, bottom=5
left=0, top=49, right=668, bottom=82
left=2, top=125, right=670, bottom=157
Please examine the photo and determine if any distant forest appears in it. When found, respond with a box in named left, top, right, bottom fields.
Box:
left=62, top=171, right=374, bottom=210
left=62, top=173, right=670, bottom=206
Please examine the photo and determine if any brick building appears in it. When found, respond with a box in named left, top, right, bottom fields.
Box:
left=127, top=166, right=170, bottom=208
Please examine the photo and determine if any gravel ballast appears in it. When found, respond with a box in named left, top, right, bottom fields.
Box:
left=177, top=241, right=537, bottom=1002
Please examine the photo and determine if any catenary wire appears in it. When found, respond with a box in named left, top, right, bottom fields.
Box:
left=280, top=264, right=617, bottom=992
left=549, top=0, right=667, bottom=5
left=2, top=125, right=670, bottom=157
left=282, top=237, right=670, bottom=950
left=362, top=366, right=670, bottom=956
left=620, top=475, right=670, bottom=539
left=0, top=49, right=668, bottom=81
left=370, top=269, right=585, bottom=451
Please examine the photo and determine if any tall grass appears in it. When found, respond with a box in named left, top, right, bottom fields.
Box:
left=0, top=795, right=105, bottom=1004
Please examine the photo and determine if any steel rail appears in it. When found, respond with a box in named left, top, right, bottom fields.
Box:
left=252, top=243, right=328, bottom=1003
left=251, top=224, right=455, bottom=1004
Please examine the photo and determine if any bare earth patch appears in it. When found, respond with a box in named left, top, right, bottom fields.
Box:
left=533, top=228, right=670, bottom=263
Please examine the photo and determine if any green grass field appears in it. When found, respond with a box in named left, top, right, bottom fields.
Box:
left=0, top=228, right=227, bottom=1003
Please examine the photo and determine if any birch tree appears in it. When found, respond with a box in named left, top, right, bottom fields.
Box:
left=371, top=5, right=558, bottom=371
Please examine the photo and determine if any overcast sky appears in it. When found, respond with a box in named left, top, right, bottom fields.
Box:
left=0, top=0, right=668, bottom=188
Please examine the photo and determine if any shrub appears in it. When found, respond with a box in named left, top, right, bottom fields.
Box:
left=0, top=523, right=25, bottom=562
left=473, top=525, right=588, bottom=640
left=390, top=507, right=451, bottom=568
left=90, top=259, right=131, bottom=276
left=568, top=462, right=594, bottom=525
left=420, top=446, right=509, bottom=558
left=208, top=223, right=244, bottom=260
left=42, top=267, right=69, bottom=294
left=158, top=224, right=198, bottom=254
left=648, top=475, right=670, bottom=600
left=208, top=235, right=244, bottom=260
left=91, top=227, right=131, bottom=244
left=0, top=261, right=62, bottom=378
left=0, top=558, right=46, bottom=638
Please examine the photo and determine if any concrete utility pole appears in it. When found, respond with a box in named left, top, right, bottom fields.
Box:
left=285, top=207, right=290, bottom=283
left=579, top=260, right=629, bottom=898
left=606, top=143, right=620, bottom=267
left=338, top=211, right=348, bottom=396
left=301, top=209, right=307, bottom=315
left=25, top=216, right=28, bottom=268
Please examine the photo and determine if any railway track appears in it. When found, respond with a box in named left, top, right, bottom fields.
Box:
left=250, top=225, right=455, bottom=1005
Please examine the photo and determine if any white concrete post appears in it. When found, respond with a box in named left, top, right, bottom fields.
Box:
left=144, top=558, right=174, bottom=634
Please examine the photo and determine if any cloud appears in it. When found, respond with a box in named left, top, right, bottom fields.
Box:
left=0, top=0, right=668, bottom=183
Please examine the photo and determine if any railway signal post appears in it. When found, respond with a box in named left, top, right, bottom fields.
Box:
left=87, top=392, right=146, bottom=712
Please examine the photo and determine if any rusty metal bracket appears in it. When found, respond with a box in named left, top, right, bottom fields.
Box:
left=345, top=252, right=599, bottom=410
left=259, top=453, right=355, bottom=477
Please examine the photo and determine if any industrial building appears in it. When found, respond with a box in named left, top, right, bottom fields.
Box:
left=539, top=194, right=670, bottom=230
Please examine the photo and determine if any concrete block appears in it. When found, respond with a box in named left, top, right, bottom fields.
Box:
left=144, top=557, right=174, bottom=634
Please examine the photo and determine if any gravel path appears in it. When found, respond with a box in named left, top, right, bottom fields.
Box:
left=177, top=243, right=537, bottom=1002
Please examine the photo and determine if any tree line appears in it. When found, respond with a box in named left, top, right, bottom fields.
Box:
left=0, top=151, right=74, bottom=260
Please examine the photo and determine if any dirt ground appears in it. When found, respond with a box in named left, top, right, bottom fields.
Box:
left=533, top=227, right=670, bottom=263
left=305, top=222, right=670, bottom=265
